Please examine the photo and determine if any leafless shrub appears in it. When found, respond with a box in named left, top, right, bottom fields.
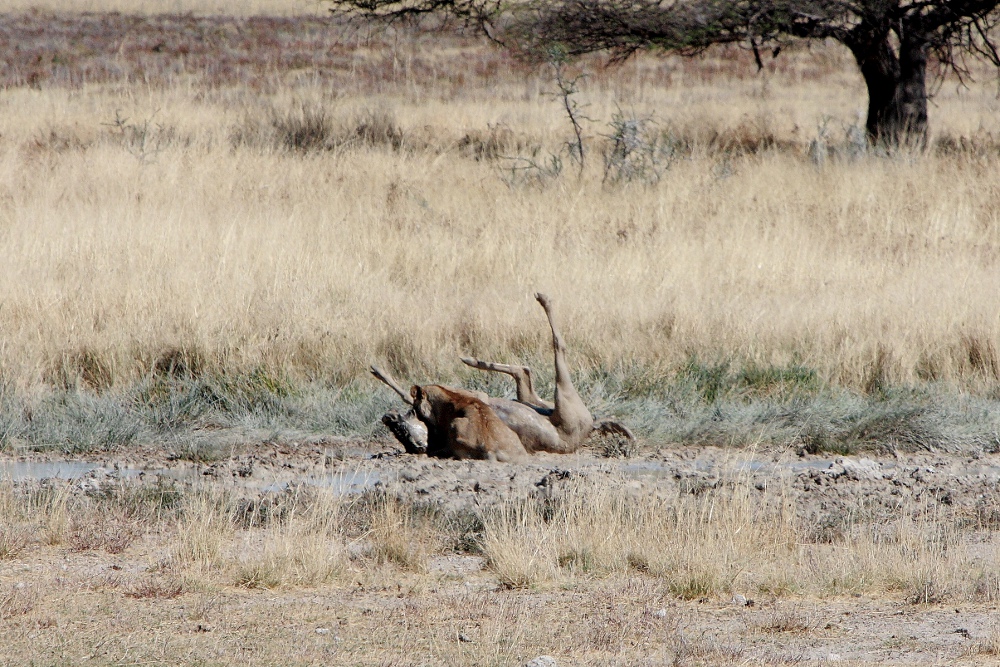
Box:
left=602, top=111, right=679, bottom=184
left=103, top=110, right=178, bottom=162
left=352, top=107, right=404, bottom=150
left=457, top=124, right=521, bottom=161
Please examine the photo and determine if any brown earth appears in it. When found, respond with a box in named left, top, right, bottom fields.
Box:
left=2, top=548, right=1000, bottom=665
left=3, top=442, right=1000, bottom=664
left=7, top=439, right=998, bottom=523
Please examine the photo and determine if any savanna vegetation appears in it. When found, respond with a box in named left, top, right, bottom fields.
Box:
left=2, top=5, right=1000, bottom=665
left=1, top=9, right=1000, bottom=457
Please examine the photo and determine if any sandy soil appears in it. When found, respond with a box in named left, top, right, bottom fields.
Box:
left=3, top=441, right=1000, bottom=665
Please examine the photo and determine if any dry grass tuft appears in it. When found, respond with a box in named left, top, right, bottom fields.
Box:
left=480, top=502, right=559, bottom=588
left=751, top=605, right=816, bottom=634
left=123, top=575, right=185, bottom=600
left=967, top=623, right=1000, bottom=656
left=234, top=527, right=344, bottom=588
left=170, top=491, right=234, bottom=570
left=476, top=473, right=999, bottom=602
left=0, top=523, right=30, bottom=560
left=69, top=510, right=141, bottom=554
left=0, top=584, right=37, bottom=620
left=233, top=491, right=346, bottom=588
left=0, top=484, right=73, bottom=556
left=365, top=494, right=435, bottom=572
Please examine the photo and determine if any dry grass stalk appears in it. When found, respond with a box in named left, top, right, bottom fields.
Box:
left=366, top=494, right=435, bottom=572
left=170, top=490, right=235, bottom=570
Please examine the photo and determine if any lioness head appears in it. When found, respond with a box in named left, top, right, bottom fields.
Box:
left=410, top=385, right=433, bottom=423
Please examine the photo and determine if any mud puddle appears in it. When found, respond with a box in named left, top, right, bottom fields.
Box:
left=3, top=443, right=1000, bottom=519
left=0, top=455, right=386, bottom=496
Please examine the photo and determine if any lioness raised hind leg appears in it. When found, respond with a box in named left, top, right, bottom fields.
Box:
left=462, top=293, right=634, bottom=453
left=534, top=292, right=594, bottom=450
left=460, top=292, right=592, bottom=450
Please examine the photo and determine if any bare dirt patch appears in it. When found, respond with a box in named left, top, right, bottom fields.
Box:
left=2, top=441, right=1000, bottom=664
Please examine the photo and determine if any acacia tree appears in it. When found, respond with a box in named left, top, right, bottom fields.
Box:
left=329, top=0, right=1000, bottom=145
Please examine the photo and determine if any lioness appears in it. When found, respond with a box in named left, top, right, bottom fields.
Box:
left=372, top=293, right=633, bottom=459
left=410, top=384, right=528, bottom=462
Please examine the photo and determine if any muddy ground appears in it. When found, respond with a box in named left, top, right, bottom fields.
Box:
left=3, top=440, right=1000, bottom=665
left=5, top=437, right=1000, bottom=524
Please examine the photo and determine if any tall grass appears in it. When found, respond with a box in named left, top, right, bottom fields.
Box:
left=2, top=90, right=1000, bottom=393
left=1, top=17, right=1000, bottom=447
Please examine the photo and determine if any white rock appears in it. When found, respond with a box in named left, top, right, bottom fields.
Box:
left=827, top=458, right=883, bottom=481
left=315, top=628, right=330, bottom=635
left=842, top=458, right=883, bottom=481
left=653, top=608, right=668, bottom=618
left=525, top=656, right=557, bottom=667
left=732, top=594, right=747, bottom=606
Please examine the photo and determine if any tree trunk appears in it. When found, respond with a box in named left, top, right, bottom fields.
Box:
left=850, top=33, right=929, bottom=146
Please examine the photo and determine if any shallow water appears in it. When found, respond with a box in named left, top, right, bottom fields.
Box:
left=0, top=460, right=114, bottom=481
left=0, top=459, right=385, bottom=495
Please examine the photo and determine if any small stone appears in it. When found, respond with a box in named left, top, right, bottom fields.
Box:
left=401, top=466, right=422, bottom=482
left=315, top=627, right=330, bottom=635
left=732, top=594, right=747, bottom=606
left=653, top=608, right=668, bottom=618
left=458, top=632, right=473, bottom=643
left=827, top=654, right=841, bottom=662
left=525, top=657, right=557, bottom=667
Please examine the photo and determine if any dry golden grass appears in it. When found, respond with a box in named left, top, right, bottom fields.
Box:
left=1, top=476, right=999, bottom=664
left=1, top=26, right=1000, bottom=396
left=478, top=475, right=1000, bottom=602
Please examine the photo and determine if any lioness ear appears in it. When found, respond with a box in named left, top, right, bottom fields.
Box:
left=410, top=385, right=420, bottom=400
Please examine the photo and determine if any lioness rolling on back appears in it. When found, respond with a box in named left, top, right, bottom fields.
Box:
left=411, top=384, right=528, bottom=462
left=372, top=293, right=633, bottom=460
